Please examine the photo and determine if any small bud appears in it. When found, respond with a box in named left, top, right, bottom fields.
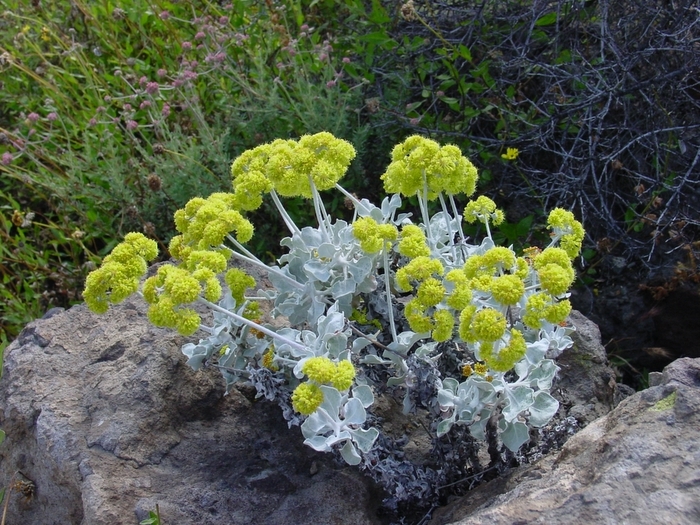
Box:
left=147, top=173, right=162, bottom=191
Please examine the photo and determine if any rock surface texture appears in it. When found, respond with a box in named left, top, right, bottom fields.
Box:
left=0, top=297, right=382, bottom=525
left=0, top=285, right=680, bottom=525
left=430, top=357, right=700, bottom=525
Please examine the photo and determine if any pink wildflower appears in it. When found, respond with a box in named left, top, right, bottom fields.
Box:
left=1, top=152, right=12, bottom=165
left=126, top=120, right=138, bottom=130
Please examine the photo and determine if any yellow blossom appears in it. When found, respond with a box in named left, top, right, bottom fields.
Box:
left=292, top=383, right=324, bottom=415
left=501, top=147, right=519, bottom=160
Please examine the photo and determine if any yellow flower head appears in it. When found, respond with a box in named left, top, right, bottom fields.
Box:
left=533, top=247, right=575, bottom=296
left=352, top=216, right=398, bottom=253
left=262, top=348, right=278, bottom=371
left=303, top=356, right=338, bottom=384
left=547, top=208, right=585, bottom=258
left=381, top=136, right=478, bottom=200
left=523, top=292, right=572, bottom=328
left=470, top=308, right=507, bottom=343
left=490, top=274, right=525, bottom=306
left=82, top=233, right=158, bottom=313
left=332, top=360, right=356, bottom=391
left=292, top=382, right=324, bottom=415
left=175, top=193, right=254, bottom=249
left=398, top=224, right=431, bottom=258
left=432, top=309, right=455, bottom=342
left=464, top=196, right=505, bottom=226
left=474, top=362, right=488, bottom=375
left=480, top=329, right=527, bottom=372
left=444, top=269, right=473, bottom=310
left=501, top=147, right=519, bottom=160
left=395, top=256, right=444, bottom=292
left=225, top=268, right=256, bottom=306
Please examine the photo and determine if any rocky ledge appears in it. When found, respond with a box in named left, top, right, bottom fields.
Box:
left=0, top=296, right=697, bottom=524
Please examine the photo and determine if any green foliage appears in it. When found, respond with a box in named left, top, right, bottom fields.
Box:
left=139, top=504, right=162, bottom=525
left=0, top=0, right=377, bottom=341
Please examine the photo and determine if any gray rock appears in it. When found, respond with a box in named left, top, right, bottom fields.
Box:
left=555, top=310, right=625, bottom=424
left=430, top=357, right=700, bottom=525
left=0, top=262, right=627, bottom=525
left=0, top=296, right=382, bottom=525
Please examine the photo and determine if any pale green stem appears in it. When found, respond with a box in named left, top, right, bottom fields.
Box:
left=334, top=183, right=373, bottom=216
left=438, top=193, right=458, bottom=262
left=484, top=217, right=492, bottom=240
left=546, top=233, right=561, bottom=249
left=225, top=235, right=260, bottom=262
left=418, top=182, right=434, bottom=250
left=270, top=189, right=301, bottom=235
left=198, top=297, right=309, bottom=353
left=309, top=176, right=331, bottom=242
left=449, top=194, right=467, bottom=249
left=383, top=248, right=398, bottom=344
left=225, top=238, right=305, bottom=291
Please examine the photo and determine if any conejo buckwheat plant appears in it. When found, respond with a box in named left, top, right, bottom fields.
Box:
left=83, top=132, right=584, bottom=512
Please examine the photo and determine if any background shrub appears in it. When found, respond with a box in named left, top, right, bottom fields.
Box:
left=1, top=0, right=698, bottom=372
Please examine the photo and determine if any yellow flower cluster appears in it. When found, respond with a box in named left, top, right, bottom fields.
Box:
left=262, top=348, right=278, bottom=371
left=173, top=193, right=254, bottom=251
left=431, top=309, right=455, bottom=342
left=140, top=264, right=202, bottom=335
left=292, top=357, right=357, bottom=415
left=459, top=307, right=507, bottom=343
left=302, top=356, right=356, bottom=391
left=395, top=256, right=456, bottom=339
left=381, top=135, right=478, bottom=200
left=523, top=292, right=571, bottom=328
left=352, top=216, right=398, bottom=253
left=533, top=247, right=575, bottom=296
left=291, top=383, right=324, bottom=415
left=395, top=256, right=444, bottom=292
left=547, top=208, right=585, bottom=258
left=224, top=267, right=256, bottom=306
left=464, top=196, right=505, bottom=226
left=397, top=224, right=430, bottom=258
left=462, top=247, right=528, bottom=306
left=231, top=132, right=356, bottom=202
left=83, top=233, right=158, bottom=314
left=479, top=329, right=527, bottom=372
left=444, top=270, right=473, bottom=310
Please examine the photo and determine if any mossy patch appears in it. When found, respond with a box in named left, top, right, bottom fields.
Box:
left=652, top=391, right=677, bottom=411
